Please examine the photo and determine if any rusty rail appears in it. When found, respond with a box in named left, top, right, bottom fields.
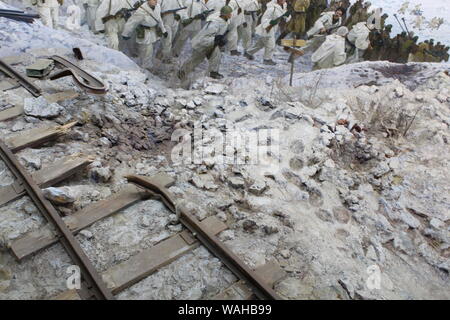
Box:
left=0, top=59, right=42, bottom=97
left=126, top=174, right=281, bottom=300
left=0, top=139, right=113, bottom=300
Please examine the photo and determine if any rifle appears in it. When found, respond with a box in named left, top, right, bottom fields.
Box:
left=265, top=10, right=291, bottom=33
left=401, top=17, right=412, bottom=37
left=393, top=14, right=406, bottom=33
left=102, top=7, right=136, bottom=24
left=161, top=6, right=187, bottom=16
left=181, top=9, right=214, bottom=26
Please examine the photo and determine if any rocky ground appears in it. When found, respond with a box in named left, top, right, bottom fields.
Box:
left=0, top=2, right=449, bottom=300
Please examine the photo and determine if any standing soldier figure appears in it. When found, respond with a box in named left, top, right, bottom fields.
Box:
left=96, top=0, right=133, bottom=50
left=178, top=5, right=232, bottom=80
left=278, top=0, right=310, bottom=42
left=33, top=0, right=62, bottom=29
left=245, top=0, right=290, bottom=65
left=83, top=0, right=100, bottom=32
left=237, top=0, right=261, bottom=55
left=207, top=0, right=243, bottom=56
left=122, top=0, right=167, bottom=69
left=159, top=0, right=187, bottom=62
left=172, top=0, right=209, bottom=57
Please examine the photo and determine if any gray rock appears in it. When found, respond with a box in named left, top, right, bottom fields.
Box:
left=248, top=180, right=268, bottom=195
left=24, top=96, right=63, bottom=118
left=20, top=154, right=41, bottom=170
left=79, top=230, right=93, bottom=239
left=42, top=187, right=75, bottom=205
left=89, top=166, right=112, bottom=183
left=228, top=176, right=245, bottom=189
left=204, top=84, right=225, bottom=95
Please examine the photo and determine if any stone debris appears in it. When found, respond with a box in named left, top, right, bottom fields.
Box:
left=42, top=187, right=75, bottom=205
left=24, top=96, right=63, bottom=119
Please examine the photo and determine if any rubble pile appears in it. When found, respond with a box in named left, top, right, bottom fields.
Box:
left=0, top=5, right=449, bottom=300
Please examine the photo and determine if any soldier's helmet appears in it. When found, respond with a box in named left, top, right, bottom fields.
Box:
left=220, top=5, right=233, bottom=15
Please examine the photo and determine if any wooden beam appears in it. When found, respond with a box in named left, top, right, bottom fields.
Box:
left=51, top=216, right=227, bottom=299
left=102, top=216, right=227, bottom=295
left=0, top=155, right=92, bottom=207
left=0, top=104, right=23, bottom=122
left=51, top=289, right=82, bottom=300
left=5, top=121, right=77, bottom=153
left=212, top=260, right=286, bottom=300
left=10, top=185, right=150, bottom=260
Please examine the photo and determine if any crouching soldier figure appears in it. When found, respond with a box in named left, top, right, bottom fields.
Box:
left=346, top=21, right=373, bottom=63
left=178, top=5, right=232, bottom=80
left=306, top=7, right=344, bottom=38
left=122, top=0, right=167, bottom=69
left=311, top=26, right=348, bottom=69
left=245, top=0, right=289, bottom=65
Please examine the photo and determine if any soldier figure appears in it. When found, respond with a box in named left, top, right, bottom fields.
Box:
left=122, top=0, right=167, bottom=69
left=246, top=0, right=290, bottom=65
left=33, top=0, right=62, bottom=29
left=179, top=5, right=232, bottom=79
left=311, top=26, right=348, bottom=69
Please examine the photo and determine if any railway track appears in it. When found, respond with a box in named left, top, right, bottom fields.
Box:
left=0, top=123, right=285, bottom=300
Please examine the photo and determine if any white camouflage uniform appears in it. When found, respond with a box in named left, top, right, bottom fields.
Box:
left=172, top=0, right=209, bottom=57
left=181, top=14, right=229, bottom=75
left=35, top=0, right=60, bottom=29
left=95, top=0, right=133, bottom=50
left=306, top=11, right=341, bottom=38
left=159, top=0, right=187, bottom=58
left=122, top=2, right=166, bottom=69
left=83, top=0, right=100, bottom=31
left=238, top=0, right=260, bottom=52
left=247, top=1, right=288, bottom=60
left=311, top=26, right=348, bottom=69
left=206, top=0, right=242, bottom=52
left=346, top=21, right=371, bottom=63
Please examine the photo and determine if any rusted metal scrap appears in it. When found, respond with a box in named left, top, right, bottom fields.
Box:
left=0, top=58, right=42, bottom=97
left=0, top=9, right=40, bottom=23
left=49, top=55, right=107, bottom=94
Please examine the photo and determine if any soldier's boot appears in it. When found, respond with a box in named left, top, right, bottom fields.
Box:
left=263, top=59, right=276, bottom=65
left=244, top=52, right=255, bottom=60
left=210, top=71, right=224, bottom=79
left=230, top=50, right=242, bottom=56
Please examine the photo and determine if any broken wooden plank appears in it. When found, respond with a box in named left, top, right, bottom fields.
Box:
left=213, top=280, right=254, bottom=300
left=10, top=185, right=150, bottom=260
left=51, top=289, right=81, bottom=300
left=212, top=260, right=286, bottom=300
left=0, top=104, right=23, bottom=122
left=0, top=155, right=92, bottom=207
left=5, top=121, right=77, bottom=153
left=102, top=216, right=227, bottom=295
